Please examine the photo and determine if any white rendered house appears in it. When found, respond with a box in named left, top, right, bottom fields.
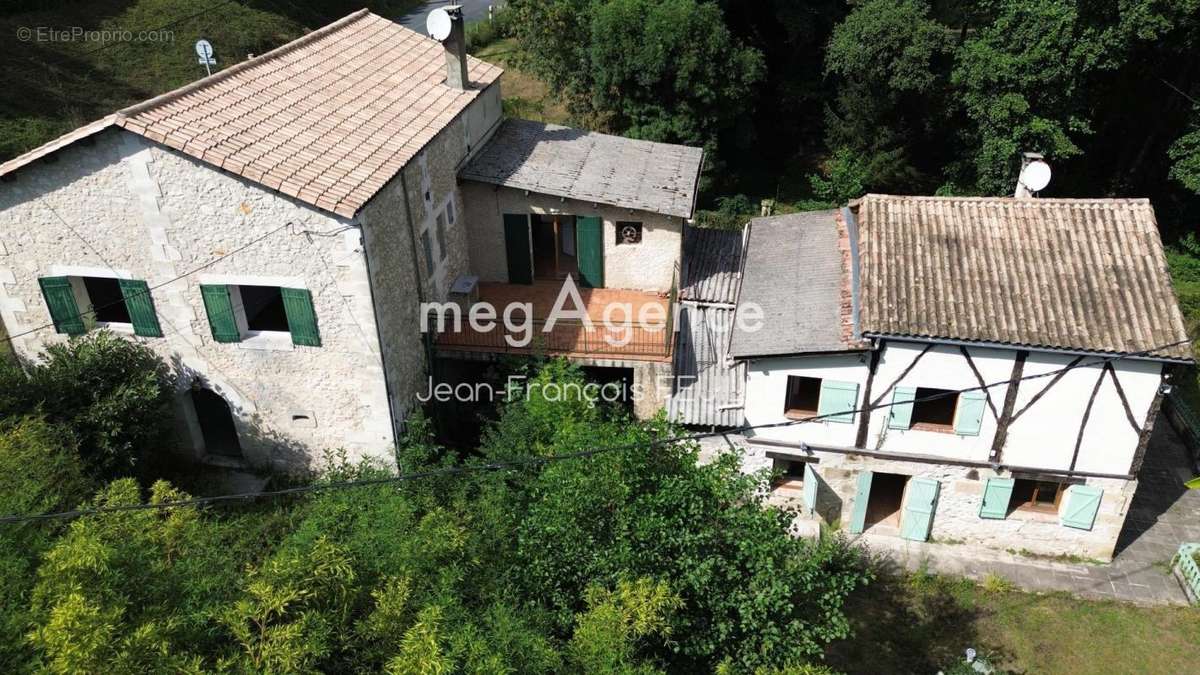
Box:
left=729, top=196, right=1192, bottom=560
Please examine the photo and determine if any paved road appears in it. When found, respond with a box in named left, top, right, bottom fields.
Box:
left=397, top=0, right=496, bottom=33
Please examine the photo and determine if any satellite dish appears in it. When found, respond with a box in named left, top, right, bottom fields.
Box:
left=427, top=8, right=453, bottom=41
left=1019, top=159, right=1052, bottom=193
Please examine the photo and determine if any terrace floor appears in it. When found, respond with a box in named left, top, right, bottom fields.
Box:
left=435, top=280, right=673, bottom=362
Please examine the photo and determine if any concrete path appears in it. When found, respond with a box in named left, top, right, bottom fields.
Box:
left=397, top=0, right=497, bottom=33
left=862, top=423, right=1200, bottom=605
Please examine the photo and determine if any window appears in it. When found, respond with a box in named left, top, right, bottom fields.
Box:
left=38, top=274, right=162, bottom=337
left=420, top=230, right=435, bottom=273
left=615, top=221, right=642, bottom=245
left=773, top=458, right=806, bottom=480
left=1010, top=479, right=1065, bottom=514
left=446, top=200, right=456, bottom=225
left=911, top=386, right=957, bottom=430
left=82, top=276, right=131, bottom=323
left=199, top=284, right=320, bottom=347
left=784, top=376, right=822, bottom=416
left=238, top=285, right=290, bottom=332
left=435, top=212, right=448, bottom=261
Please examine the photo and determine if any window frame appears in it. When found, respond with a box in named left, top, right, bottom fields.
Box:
left=67, top=273, right=135, bottom=333
left=909, top=386, right=960, bottom=433
left=615, top=221, right=643, bottom=245
left=1009, top=478, right=1066, bottom=515
left=783, top=375, right=823, bottom=419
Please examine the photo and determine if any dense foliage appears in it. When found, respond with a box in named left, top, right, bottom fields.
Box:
left=1, top=357, right=869, bottom=672
left=0, top=330, right=174, bottom=479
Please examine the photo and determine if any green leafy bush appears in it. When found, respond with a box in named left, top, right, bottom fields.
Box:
left=1, top=331, right=175, bottom=479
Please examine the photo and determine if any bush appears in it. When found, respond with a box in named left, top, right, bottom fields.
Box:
left=4, top=331, right=176, bottom=479
left=465, top=7, right=517, bottom=53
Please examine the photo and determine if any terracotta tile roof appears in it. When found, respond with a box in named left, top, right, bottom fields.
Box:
left=461, top=119, right=704, bottom=218
left=1, top=11, right=502, bottom=218
left=853, top=194, right=1193, bottom=361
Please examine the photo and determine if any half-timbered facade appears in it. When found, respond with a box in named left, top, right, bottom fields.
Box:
left=731, top=196, right=1192, bottom=560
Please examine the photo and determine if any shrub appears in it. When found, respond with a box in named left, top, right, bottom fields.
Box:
left=11, top=331, right=175, bottom=479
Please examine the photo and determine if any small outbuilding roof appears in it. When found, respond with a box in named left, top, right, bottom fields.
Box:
left=854, top=194, right=1193, bottom=361
left=461, top=119, right=704, bottom=218
left=729, top=211, right=860, bottom=359
left=679, top=226, right=744, bottom=305
left=0, top=11, right=502, bottom=219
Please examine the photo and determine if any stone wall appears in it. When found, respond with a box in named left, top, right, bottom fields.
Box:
left=739, top=441, right=1135, bottom=561
left=460, top=181, right=683, bottom=293
left=0, top=129, right=394, bottom=470
left=357, top=82, right=502, bottom=428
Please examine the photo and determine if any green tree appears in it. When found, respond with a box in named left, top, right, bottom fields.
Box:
left=1, top=331, right=175, bottom=479
left=507, top=0, right=763, bottom=159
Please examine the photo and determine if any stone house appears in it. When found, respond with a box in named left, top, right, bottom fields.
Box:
left=0, top=10, right=703, bottom=469
left=728, top=196, right=1193, bottom=561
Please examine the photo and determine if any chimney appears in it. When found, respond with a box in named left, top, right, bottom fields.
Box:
left=439, top=5, right=469, bottom=90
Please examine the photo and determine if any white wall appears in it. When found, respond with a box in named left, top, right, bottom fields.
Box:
left=744, top=352, right=870, bottom=448
left=1004, top=353, right=1161, bottom=474
left=740, top=340, right=1163, bottom=475
left=460, top=181, right=683, bottom=292
left=865, top=343, right=1014, bottom=463
left=0, top=128, right=394, bottom=470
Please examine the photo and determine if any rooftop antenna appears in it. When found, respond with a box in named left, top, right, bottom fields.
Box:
left=195, top=39, right=217, bottom=77
left=1014, top=152, right=1051, bottom=198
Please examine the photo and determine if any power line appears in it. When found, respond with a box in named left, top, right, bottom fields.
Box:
left=0, top=337, right=1188, bottom=525
left=3, top=199, right=295, bottom=345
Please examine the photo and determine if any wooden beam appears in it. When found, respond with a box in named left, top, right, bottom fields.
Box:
left=854, top=347, right=881, bottom=448
left=1069, top=366, right=1108, bottom=471
left=1129, top=371, right=1167, bottom=475
left=989, top=350, right=1027, bottom=462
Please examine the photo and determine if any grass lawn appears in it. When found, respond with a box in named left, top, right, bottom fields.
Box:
left=473, top=37, right=570, bottom=125
left=828, top=565, right=1200, bottom=674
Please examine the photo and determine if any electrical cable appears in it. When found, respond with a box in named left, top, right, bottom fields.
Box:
left=0, top=336, right=1188, bottom=525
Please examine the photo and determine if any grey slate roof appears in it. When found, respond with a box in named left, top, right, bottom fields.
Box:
left=679, top=226, right=744, bottom=305
left=669, top=304, right=746, bottom=427
left=855, top=195, right=1194, bottom=361
left=460, top=119, right=704, bottom=218
left=729, top=211, right=857, bottom=358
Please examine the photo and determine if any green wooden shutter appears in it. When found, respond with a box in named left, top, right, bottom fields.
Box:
left=1060, top=485, right=1103, bottom=530
left=281, top=288, right=321, bottom=347
left=818, top=380, right=859, bottom=424
left=118, top=279, right=162, bottom=337
left=38, top=276, right=85, bottom=336
left=900, top=478, right=940, bottom=541
left=199, top=285, right=241, bottom=343
left=954, top=391, right=987, bottom=436
left=847, top=471, right=873, bottom=534
left=802, top=463, right=818, bottom=516
left=576, top=215, right=604, bottom=288
left=502, top=214, right=533, bottom=285
left=888, top=386, right=917, bottom=429
left=978, top=477, right=1015, bottom=519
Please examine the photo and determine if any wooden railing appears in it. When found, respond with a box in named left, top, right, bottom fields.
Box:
left=435, top=317, right=672, bottom=359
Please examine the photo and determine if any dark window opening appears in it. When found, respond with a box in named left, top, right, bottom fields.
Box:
left=865, top=472, right=909, bottom=530
left=1010, top=479, right=1064, bottom=514
left=83, top=276, right=131, bottom=323
left=911, top=387, right=958, bottom=428
left=435, top=213, right=448, bottom=261
left=774, top=459, right=806, bottom=480
left=240, top=285, right=289, bottom=332
left=420, top=231, right=435, bottom=272
left=784, top=376, right=821, bottom=416
left=616, top=221, right=643, bottom=245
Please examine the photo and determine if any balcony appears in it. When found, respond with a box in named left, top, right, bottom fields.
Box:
left=433, top=280, right=674, bottom=361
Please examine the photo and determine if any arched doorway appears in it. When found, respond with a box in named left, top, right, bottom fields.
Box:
left=192, top=388, right=242, bottom=458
